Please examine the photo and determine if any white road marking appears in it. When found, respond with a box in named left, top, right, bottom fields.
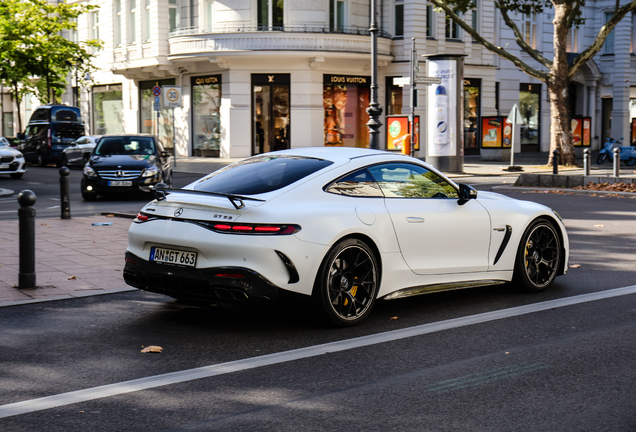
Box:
left=46, top=206, right=60, bottom=209
left=1, top=285, right=635, bottom=419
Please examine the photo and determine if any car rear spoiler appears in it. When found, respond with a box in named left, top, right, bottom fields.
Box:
left=141, top=184, right=265, bottom=210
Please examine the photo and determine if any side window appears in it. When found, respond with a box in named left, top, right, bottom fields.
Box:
left=325, top=168, right=384, bottom=197
left=367, top=163, right=458, bottom=198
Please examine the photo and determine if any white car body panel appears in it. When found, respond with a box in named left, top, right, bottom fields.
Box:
left=0, top=141, right=26, bottom=176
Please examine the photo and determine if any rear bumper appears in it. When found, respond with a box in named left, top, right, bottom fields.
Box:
left=123, top=251, right=284, bottom=305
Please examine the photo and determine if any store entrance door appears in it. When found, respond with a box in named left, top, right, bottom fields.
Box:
left=252, top=74, right=290, bottom=155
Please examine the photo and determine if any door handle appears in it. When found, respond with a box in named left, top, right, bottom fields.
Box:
left=406, top=217, right=425, bottom=223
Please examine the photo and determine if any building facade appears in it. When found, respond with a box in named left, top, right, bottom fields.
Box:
left=47, top=0, right=636, bottom=158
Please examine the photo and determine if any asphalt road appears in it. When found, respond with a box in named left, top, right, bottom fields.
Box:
left=1, top=180, right=636, bottom=431
left=0, top=165, right=206, bottom=221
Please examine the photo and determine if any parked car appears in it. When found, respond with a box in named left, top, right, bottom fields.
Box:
left=0, top=137, right=26, bottom=179
left=62, top=135, right=102, bottom=168
left=123, top=147, right=569, bottom=327
left=2, top=137, right=21, bottom=149
left=81, top=134, right=172, bottom=201
left=18, top=105, right=85, bottom=167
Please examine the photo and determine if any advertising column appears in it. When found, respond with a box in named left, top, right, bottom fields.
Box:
left=423, top=55, right=465, bottom=172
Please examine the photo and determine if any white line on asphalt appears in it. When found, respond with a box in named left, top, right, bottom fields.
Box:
left=1, top=285, right=636, bottom=419
left=46, top=206, right=60, bottom=209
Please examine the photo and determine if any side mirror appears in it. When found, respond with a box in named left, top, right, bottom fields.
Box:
left=161, top=151, right=171, bottom=158
left=457, top=183, right=478, bottom=205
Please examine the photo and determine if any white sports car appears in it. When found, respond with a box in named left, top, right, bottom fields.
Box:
left=124, top=147, right=568, bottom=326
left=0, top=137, right=26, bottom=179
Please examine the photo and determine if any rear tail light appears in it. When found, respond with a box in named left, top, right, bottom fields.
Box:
left=214, top=273, right=245, bottom=279
left=208, top=222, right=300, bottom=235
left=47, top=130, right=52, bottom=148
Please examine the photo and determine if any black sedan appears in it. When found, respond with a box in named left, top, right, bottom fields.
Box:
left=81, top=135, right=172, bottom=201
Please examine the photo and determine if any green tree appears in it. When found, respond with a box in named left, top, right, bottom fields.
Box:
left=430, top=0, right=636, bottom=165
left=0, top=0, right=101, bottom=130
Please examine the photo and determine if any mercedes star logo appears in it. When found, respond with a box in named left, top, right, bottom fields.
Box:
left=174, top=208, right=184, bottom=217
left=116, top=170, right=123, bottom=178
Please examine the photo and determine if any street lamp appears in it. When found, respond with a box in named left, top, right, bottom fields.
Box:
left=366, top=0, right=382, bottom=150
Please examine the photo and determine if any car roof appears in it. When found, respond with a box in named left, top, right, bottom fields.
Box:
left=264, top=147, right=407, bottom=164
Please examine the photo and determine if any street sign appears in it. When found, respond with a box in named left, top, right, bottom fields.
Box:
left=154, top=96, right=160, bottom=103
left=152, top=85, right=161, bottom=97
left=414, top=77, right=442, bottom=85
left=393, top=77, right=411, bottom=86
left=506, top=103, right=523, bottom=124
left=162, top=86, right=182, bottom=109
left=153, top=102, right=161, bottom=112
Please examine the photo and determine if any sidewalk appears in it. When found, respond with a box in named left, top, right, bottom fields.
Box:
left=1, top=152, right=635, bottom=308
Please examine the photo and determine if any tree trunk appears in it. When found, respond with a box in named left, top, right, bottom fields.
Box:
left=548, top=3, right=577, bottom=166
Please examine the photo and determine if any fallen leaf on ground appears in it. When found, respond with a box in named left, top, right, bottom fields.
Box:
left=594, top=224, right=604, bottom=227
left=141, top=346, right=163, bottom=353
left=68, top=275, right=76, bottom=280
left=390, top=316, right=398, bottom=320
left=106, top=214, right=115, bottom=217
left=570, top=265, right=581, bottom=268
left=40, top=223, right=47, bottom=226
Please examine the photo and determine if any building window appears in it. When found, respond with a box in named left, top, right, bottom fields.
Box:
left=206, top=0, right=214, bottom=30
left=169, top=0, right=179, bottom=33
left=386, top=77, right=403, bottom=115
left=90, top=11, right=100, bottom=50
left=426, top=4, right=433, bottom=37
left=604, top=12, right=615, bottom=54
left=471, top=3, right=478, bottom=36
left=394, top=1, right=404, bottom=37
left=258, top=0, right=284, bottom=30
left=522, top=13, right=537, bottom=49
left=143, top=0, right=150, bottom=41
left=192, top=75, right=222, bottom=157
left=140, top=79, right=176, bottom=151
left=445, top=13, right=460, bottom=39
left=114, top=0, right=122, bottom=46
left=323, top=74, right=370, bottom=148
left=566, top=26, right=578, bottom=52
left=92, top=85, right=124, bottom=135
left=128, top=0, right=137, bottom=44
left=330, top=0, right=346, bottom=32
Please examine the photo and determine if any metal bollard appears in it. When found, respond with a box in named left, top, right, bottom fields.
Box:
left=583, top=148, right=591, bottom=176
left=18, top=190, right=37, bottom=289
left=613, top=148, right=620, bottom=177
left=59, top=166, right=71, bottom=219
left=553, top=149, right=559, bottom=175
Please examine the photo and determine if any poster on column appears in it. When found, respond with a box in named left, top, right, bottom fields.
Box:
left=427, top=60, right=457, bottom=157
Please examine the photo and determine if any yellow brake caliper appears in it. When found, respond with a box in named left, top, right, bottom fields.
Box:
left=344, top=278, right=359, bottom=306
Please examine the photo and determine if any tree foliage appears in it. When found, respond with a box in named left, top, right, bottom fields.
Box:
left=0, top=0, right=101, bottom=130
left=429, top=0, right=636, bottom=164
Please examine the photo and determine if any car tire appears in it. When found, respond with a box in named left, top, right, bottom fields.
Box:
left=10, top=172, right=23, bottom=179
left=81, top=180, right=97, bottom=201
left=512, top=218, right=562, bottom=293
left=597, top=153, right=607, bottom=165
left=312, top=238, right=379, bottom=327
left=626, top=157, right=636, bottom=167
left=37, top=152, right=46, bottom=167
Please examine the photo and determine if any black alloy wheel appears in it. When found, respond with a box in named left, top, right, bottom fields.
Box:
left=312, top=238, right=379, bottom=327
left=513, top=219, right=562, bottom=292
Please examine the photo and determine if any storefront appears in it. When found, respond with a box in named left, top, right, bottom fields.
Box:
left=139, top=79, right=175, bottom=152
left=463, top=78, right=481, bottom=155
left=519, top=83, right=541, bottom=152
left=252, top=74, right=290, bottom=155
left=92, top=84, right=124, bottom=135
left=191, top=75, right=222, bottom=157
left=323, top=74, right=370, bottom=147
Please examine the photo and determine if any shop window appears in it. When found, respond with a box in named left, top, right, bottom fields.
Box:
left=519, top=83, right=541, bottom=151
left=604, top=12, right=615, bottom=54
left=394, top=1, right=404, bottom=38
left=192, top=75, right=222, bottom=157
left=258, top=0, right=284, bottom=30
left=386, top=77, right=403, bottom=115
left=139, top=79, right=176, bottom=151
left=330, top=0, right=346, bottom=32
left=464, top=79, right=481, bottom=154
left=3, top=113, right=14, bottom=137
left=93, top=84, right=124, bottom=135
left=323, top=74, right=370, bottom=148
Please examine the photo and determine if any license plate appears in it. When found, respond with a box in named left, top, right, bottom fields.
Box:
left=0, top=164, right=9, bottom=169
left=150, top=247, right=197, bottom=267
left=108, top=180, right=132, bottom=186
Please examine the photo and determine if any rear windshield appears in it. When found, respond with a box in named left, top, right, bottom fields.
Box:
left=194, top=156, right=333, bottom=195
left=53, top=109, right=79, bottom=122
left=95, top=137, right=156, bottom=156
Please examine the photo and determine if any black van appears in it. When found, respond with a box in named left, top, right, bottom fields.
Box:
left=18, top=105, right=86, bottom=167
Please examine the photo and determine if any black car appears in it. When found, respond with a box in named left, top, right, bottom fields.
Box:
left=81, top=135, right=172, bottom=201
left=18, top=105, right=86, bottom=167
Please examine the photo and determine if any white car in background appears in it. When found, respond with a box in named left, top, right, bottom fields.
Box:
left=124, top=147, right=569, bottom=326
left=62, top=135, right=102, bottom=168
left=0, top=137, right=26, bottom=179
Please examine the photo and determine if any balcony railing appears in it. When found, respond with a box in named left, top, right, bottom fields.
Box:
left=169, top=25, right=393, bottom=39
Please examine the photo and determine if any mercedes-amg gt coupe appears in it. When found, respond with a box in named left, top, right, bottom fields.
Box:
left=124, top=147, right=568, bottom=326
